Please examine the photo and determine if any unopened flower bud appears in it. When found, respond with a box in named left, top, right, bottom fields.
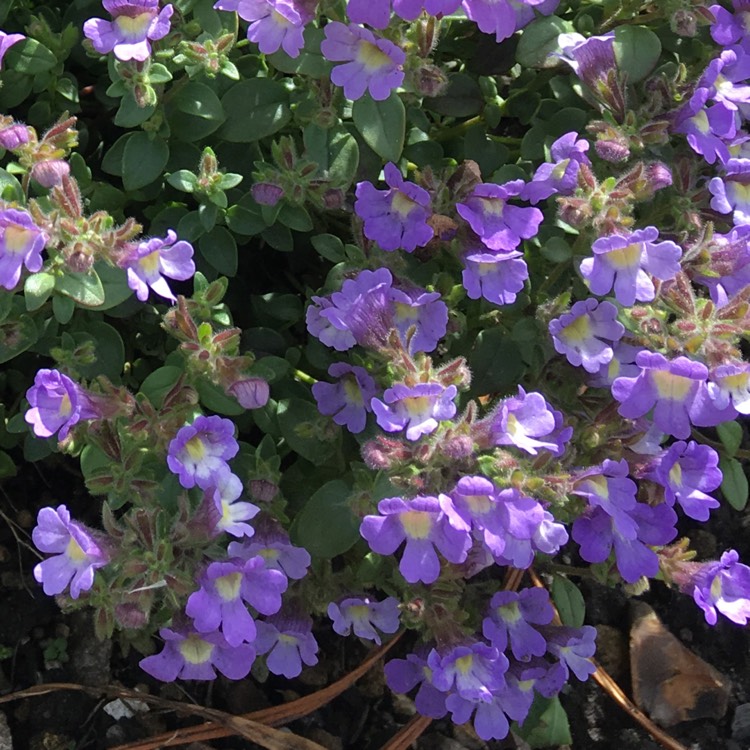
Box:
left=671, top=9, right=697, bottom=36
left=252, top=182, right=284, bottom=206
left=0, top=124, right=29, bottom=150
left=31, top=159, right=70, bottom=188
left=441, top=434, right=474, bottom=459
left=322, top=188, right=345, bottom=210
left=594, top=136, right=630, bottom=163
left=114, top=603, right=149, bottom=630
left=361, top=435, right=411, bottom=470
left=227, top=377, right=270, bottom=409
left=412, top=64, right=448, bottom=98
left=250, top=479, right=278, bottom=503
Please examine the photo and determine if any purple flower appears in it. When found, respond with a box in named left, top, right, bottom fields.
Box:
left=0, top=123, right=29, bottom=150
left=226, top=377, right=270, bottom=409
left=700, top=47, right=750, bottom=111
left=0, top=31, right=24, bottom=70
left=611, top=351, right=717, bottom=439
left=214, top=0, right=312, bottom=58
left=690, top=549, right=750, bottom=626
left=32, top=505, right=109, bottom=599
left=482, top=588, right=554, bottom=661
left=589, top=342, right=643, bottom=388
left=121, top=230, right=195, bottom=303
left=580, top=226, right=682, bottom=307
left=327, top=596, right=400, bottom=644
left=167, top=415, right=239, bottom=490
left=205, top=468, right=259, bottom=537
left=673, top=89, right=736, bottom=166
left=388, top=287, right=448, bottom=353
left=461, top=248, right=529, bottom=306
left=360, top=495, right=471, bottom=584
left=0, top=208, right=46, bottom=290
left=707, top=362, right=750, bottom=414
left=31, top=160, right=70, bottom=188
left=384, top=649, right=448, bottom=718
left=254, top=612, right=318, bottom=678
left=354, top=163, right=433, bottom=252
left=549, top=298, right=624, bottom=373
left=428, top=641, right=508, bottom=702
left=83, top=0, right=173, bottom=62
left=186, top=557, right=288, bottom=645
left=393, top=0, right=462, bottom=21
left=140, top=626, right=255, bottom=681
left=456, top=182, right=543, bottom=252
left=25, top=369, right=97, bottom=440
left=650, top=441, right=722, bottom=521
left=312, top=363, right=377, bottom=433
left=709, top=158, right=750, bottom=224
left=541, top=625, right=597, bottom=682
left=710, top=1, right=750, bottom=47
left=694, top=225, right=750, bottom=306
left=461, top=0, right=517, bottom=42
left=522, top=131, right=591, bottom=204
left=372, top=382, right=457, bottom=441
left=321, top=23, right=405, bottom=102
left=556, top=31, right=616, bottom=89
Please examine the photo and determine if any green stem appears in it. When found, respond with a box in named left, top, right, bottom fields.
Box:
left=292, top=368, right=317, bottom=385
left=433, top=115, right=483, bottom=142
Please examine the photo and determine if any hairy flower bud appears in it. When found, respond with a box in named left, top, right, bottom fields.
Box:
left=31, top=159, right=70, bottom=188
left=252, top=182, right=284, bottom=206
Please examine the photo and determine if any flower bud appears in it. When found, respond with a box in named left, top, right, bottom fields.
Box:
left=594, top=136, right=630, bottom=163
left=227, top=377, right=270, bottom=409
left=250, top=479, right=278, bottom=503
left=31, top=159, right=70, bottom=188
left=252, top=182, right=284, bottom=206
left=0, top=124, right=29, bottom=150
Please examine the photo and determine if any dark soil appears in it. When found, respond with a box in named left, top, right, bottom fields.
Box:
left=2, top=451, right=750, bottom=750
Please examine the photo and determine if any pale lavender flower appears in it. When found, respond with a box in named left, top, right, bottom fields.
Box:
left=709, top=158, right=750, bottom=224
left=140, top=626, right=255, bottom=681
left=360, top=495, right=471, bottom=584
left=388, top=287, right=448, bottom=353
left=580, top=226, right=682, bottom=307
left=186, top=557, right=288, bottom=645
left=456, top=182, right=543, bottom=252
left=511, top=0, right=559, bottom=30
left=25, top=369, right=98, bottom=440
left=372, top=382, right=457, bottom=441
left=393, top=0, right=462, bottom=20
left=312, top=363, right=377, bottom=433
left=549, top=298, right=624, bottom=373
left=589, top=342, right=643, bottom=388
left=694, top=225, right=750, bottom=306
left=321, top=22, right=405, bottom=102
left=710, top=1, right=750, bottom=47
left=384, top=649, right=448, bottom=718
left=461, top=248, right=529, bottom=306
left=227, top=377, right=270, bottom=409
left=327, top=596, right=400, bottom=644
left=428, top=641, right=508, bottom=702
left=700, top=47, right=750, bottom=111
left=461, top=0, right=517, bottom=42
left=32, top=505, right=109, bottom=599
left=121, top=230, right=195, bottom=303
left=689, top=549, right=750, bottom=626
left=0, top=31, right=25, bottom=69
left=354, top=163, right=433, bottom=252
left=556, top=31, right=615, bottom=82
left=254, top=612, right=318, bottom=678
left=707, top=362, right=750, bottom=414
left=0, top=123, right=29, bottom=150
left=541, top=625, right=597, bottom=682
left=523, top=131, right=591, bottom=204
left=167, top=415, right=239, bottom=490
left=214, top=0, right=312, bottom=57
left=0, top=208, right=46, bottom=290
left=83, top=0, right=174, bottom=62
left=206, top=467, right=259, bottom=537
left=31, top=160, right=70, bottom=188
left=673, top=88, right=736, bottom=166
left=650, top=440, right=722, bottom=521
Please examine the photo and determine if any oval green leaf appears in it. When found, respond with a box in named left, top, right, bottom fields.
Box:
left=352, top=92, right=405, bottom=164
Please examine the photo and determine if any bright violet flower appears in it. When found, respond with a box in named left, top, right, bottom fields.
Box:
left=360, top=495, right=471, bottom=584
left=371, top=382, right=457, bottom=441
left=428, top=641, right=508, bottom=703
left=388, top=287, right=448, bottom=354
left=354, top=163, right=433, bottom=252
left=482, top=588, right=554, bottom=661
left=0, top=31, right=25, bottom=69
left=140, top=626, right=255, bottom=681
left=511, top=0, right=560, bottom=31
left=709, top=158, right=750, bottom=224
left=321, top=22, right=405, bottom=102
left=327, top=596, right=400, bottom=644
left=456, top=181, right=543, bottom=252
left=83, top=0, right=174, bottom=62
left=541, top=625, right=597, bottom=682
left=461, top=0, right=517, bottom=42
left=689, top=549, right=750, bottom=626
left=707, top=362, right=750, bottom=414
left=214, top=0, right=312, bottom=58
left=167, top=415, right=239, bottom=490
left=0, top=208, right=46, bottom=290
left=25, top=369, right=98, bottom=440
left=254, top=612, right=319, bottom=678
left=556, top=31, right=616, bottom=86
left=650, top=441, right=722, bottom=521
left=312, top=363, right=377, bottom=433
left=549, top=298, right=624, bottom=374
left=206, top=468, right=259, bottom=537
left=121, top=229, right=195, bottom=303
left=673, top=88, right=736, bottom=166
left=32, top=505, right=109, bottom=599
left=384, top=649, right=448, bottom=719
left=523, top=131, right=591, bottom=204
left=589, top=342, right=643, bottom=388
left=699, top=47, right=750, bottom=111
left=580, top=226, right=682, bottom=307
left=461, top=248, right=529, bottom=306
left=611, top=351, right=718, bottom=439
left=186, top=557, right=288, bottom=645
left=710, top=1, right=750, bottom=47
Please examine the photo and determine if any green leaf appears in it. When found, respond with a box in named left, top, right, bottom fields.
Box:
left=218, top=79, right=291, bottom=143
left=101, top=133, right=133, bottom=177
left=515, top=696, right=572, bottom=748
left=303, top=124, right=360, bottom=188
left=76, top=322, right=125, bottom=381
left=0, top=450, right=16, bottom=479
left=551, top=575, right=585, bottom=627
left=24, top=272, right=55, bottom=311
left=139, top=366, right=183, bottom=408
left=424, top=73, right=483, bottom=117
left=114, top=91, right=155, bottom=128
left=469, top=329, right=526, bottom=397
left=717, top=421, right=743, bottom=458
left=290, top=479, right=360, bottom=558
left=277, top=398, right=338, bottom=463
left=196, top=380, right=246, bottom=415
left=277, top=204, right=313, bottom=232
left=0, top=315, right=37, bottom=364
left=95, top=262, right=136, bottom=310
left=516, top=15, right=573, bottom=69
left=165, top=81, right=225, bottom=142
left=0, top=168, right=24, bottom=202
left=267, top=27, right=332, bottom=78
left=168, top=170, right=197, bottom=192
left=52, top=294, right=74, bottom=324
left=122, top=132, right=169, bottom=191
left=4, top=39, right=58, bottom=74
left=311, top=233, right=346, bottom=263
left=720, top=456, right=748, bottom=511
left=199, top=226, right=238, bottom=276
left=613, top=26, right=661, bottom=84
left=55, top=269, right=106, bottom=307
left=352, top=92, right=405, bottom=163
left=226, top=203, right=266, bottom=236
